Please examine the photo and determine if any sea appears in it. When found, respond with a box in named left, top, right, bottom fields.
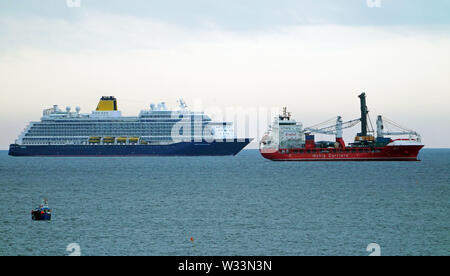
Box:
left=0, top=149, right=448, bottom=256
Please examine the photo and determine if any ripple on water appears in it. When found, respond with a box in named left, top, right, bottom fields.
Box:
left=0, top=149, right=449, bottom=256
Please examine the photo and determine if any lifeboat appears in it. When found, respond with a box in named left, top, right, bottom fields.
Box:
left=103, top=137, right=115, bottom=143
left=128, top=137, right=139, bottom=143
left=89, top=137, right=101, bottom=143
left=117, top=137, right=127, bottom=143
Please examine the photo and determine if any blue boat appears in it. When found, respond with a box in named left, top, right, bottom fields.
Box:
left=9, top=97, right=252, bottom=157
left=31, top=200, right=52, bottom=221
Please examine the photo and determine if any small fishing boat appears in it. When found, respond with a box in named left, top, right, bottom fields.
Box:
left=31, top=199, right=52, bottom=221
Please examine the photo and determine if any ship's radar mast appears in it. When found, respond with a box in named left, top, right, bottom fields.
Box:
left=178, top=99, right=188, bottom=110
left=280, top=107, right=291, bottom=120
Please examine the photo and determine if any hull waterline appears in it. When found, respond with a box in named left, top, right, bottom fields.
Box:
left=9, top=139, right=252, bottom=157
left=260, top=144, right=424, bottom=161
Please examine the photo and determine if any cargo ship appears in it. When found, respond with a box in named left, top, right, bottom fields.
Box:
left=9, top=97, right=252, bottom=156
left=260, top=93, right=424, bottom=161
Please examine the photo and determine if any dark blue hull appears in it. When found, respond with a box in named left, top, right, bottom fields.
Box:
left=32, top=212, right=51, bottom=221
left=9, top=139, right=252, bottom=156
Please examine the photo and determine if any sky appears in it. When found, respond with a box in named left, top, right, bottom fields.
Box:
left=0, top=0, right=449, bottom=148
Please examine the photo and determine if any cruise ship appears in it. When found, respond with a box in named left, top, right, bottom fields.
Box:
left=9, top=97, right=252, bottom=156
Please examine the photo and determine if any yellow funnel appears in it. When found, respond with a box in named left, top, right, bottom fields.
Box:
left=96, top=96, right=117, bottom=111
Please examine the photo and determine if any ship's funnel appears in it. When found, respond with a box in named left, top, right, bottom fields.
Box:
left=96, top=96, right=118, bottom=111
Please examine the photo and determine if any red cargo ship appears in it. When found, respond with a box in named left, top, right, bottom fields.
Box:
left=260, top=93, right=424, bottom=161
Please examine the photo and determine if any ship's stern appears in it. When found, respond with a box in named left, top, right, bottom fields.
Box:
left=8, top=144, right=30, bottom=156
left=8, top=144, right=19, bottom=156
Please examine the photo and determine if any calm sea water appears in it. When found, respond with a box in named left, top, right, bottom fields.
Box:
left=0, top=149, right=448, bottom=256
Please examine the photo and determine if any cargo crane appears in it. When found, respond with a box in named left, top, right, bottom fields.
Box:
left=376, top=115, right=422, bottom=142
left=304, top=116, right=361, bottom=149
left=354, top=92, right=376, bottom=143
left=304, top=93, right=376, bottom=148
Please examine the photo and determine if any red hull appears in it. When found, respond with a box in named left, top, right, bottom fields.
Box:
left=260, top=145, right=424, bottom=161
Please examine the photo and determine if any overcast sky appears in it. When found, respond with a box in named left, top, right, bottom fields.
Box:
left=0, top=0, right=449, bottom=148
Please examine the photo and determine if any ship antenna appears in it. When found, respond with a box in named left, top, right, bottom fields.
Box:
left=282, top=107, right=288, bottom=119
left=178, top=99, right=187, bottom=110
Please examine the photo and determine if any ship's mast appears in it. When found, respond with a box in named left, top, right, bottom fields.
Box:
left=358, top=92, right=368, bottom=137
left=280, top=107, right=291, bottom=120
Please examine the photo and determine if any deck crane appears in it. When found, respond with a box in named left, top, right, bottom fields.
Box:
left=304, top=116, right=361, bottom=149
left=376, top=115, right=422, bottom=142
